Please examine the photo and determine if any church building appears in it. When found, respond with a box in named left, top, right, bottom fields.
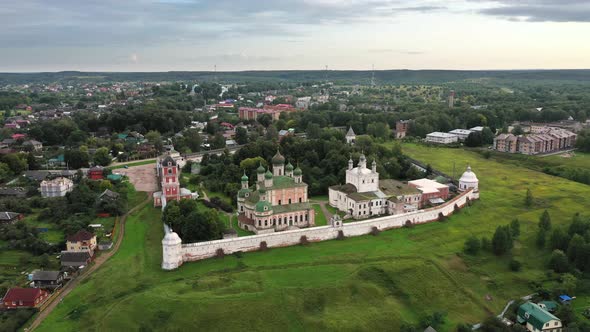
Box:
left=329, top=154, right=423, bottom=219
left=237, top=151, right=315, bottom=234
left=153, top=155, right=194, bottom=208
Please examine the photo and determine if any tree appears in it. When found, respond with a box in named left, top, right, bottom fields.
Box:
left=65, top=149, right=90, bottom=169
left=39, top=253, right=50, bottom=268
left=481, top=127, right=495, bottom=145
left=510, top=219, right=520, bottom=238
left=465, top=132, right=483, bottom=147
left=257, top=114, right=272, bottom=128
left=509, top=259, right=521, bottom=272
left=560, top=273, right=577, bottom=295
left=464, top=236, right=481, bottom=255
left=525, top=188, right=534, bottom=207
left=567, top=234, right=585, bottom=263
left=492, top=225, right=512, bottom=255
left=548, top=250, right=569, bottom=273
left=536, top=229, right=547, bottom=248
left=235, top=127, right=248, bottom=145
left=93, top=147, right=112, bottom=166
left=145, top=130, right=162, bottom=144
left=0, top=162, right=12, bottom=182
left=539, top=210, right=551, bottom=231
left=2, top=153, right=27, bottom=174
left=549, top=228, right=569, bottom=251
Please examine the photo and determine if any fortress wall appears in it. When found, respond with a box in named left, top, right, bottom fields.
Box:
left=176, top=190, right=477, bottom=266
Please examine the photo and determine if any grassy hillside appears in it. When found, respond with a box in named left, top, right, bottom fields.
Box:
left=36, top=145, right=590, bottom=331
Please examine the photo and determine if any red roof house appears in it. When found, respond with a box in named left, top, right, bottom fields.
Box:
left=88, top=166, right=104, bottom=180
left=11, top=133, right=26, bottom=140
left=3, top=288, right=49, bottom=308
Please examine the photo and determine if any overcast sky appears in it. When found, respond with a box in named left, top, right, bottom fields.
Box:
left=1, top=0, right=589, bottom=72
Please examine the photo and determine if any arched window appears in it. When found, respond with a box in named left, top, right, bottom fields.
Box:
left=264, top=220, right=267, bottom=226
left=273, top=219, right=276, bottom=225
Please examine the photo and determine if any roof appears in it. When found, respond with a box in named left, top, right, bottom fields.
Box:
left=107, top=174, right=122, bottom=181
left=408, top=179, right=449, bottom=194
left=346, top=127, right=356, bottom=137
left=348, top=191, right=379, bottom=202
left=255, top=200, right=272, bottom=213
left=272, top=202, right=312, bottom=214
left=424, top=327, right=437, bottom=332
left=269, top=176, right=306, bottom=189
left=0, top=211, right=21, bottom=221
left=559, top=295, right=572, bottom=301
left=459, top=166, right=478, bottom=184
left=539, top=301, right=558, bottom=311
left=32, top=270, right=62, bottom=281
left=427, top=132, right=458, bottom=138
left=160, top=155, right=176, bottom=166
left=272, top=150, right=285, bottom=165
left=67, top=229, right=96, bottom=242
left=3, top=288, right=44, bottom=302
left=379, top=179, right=421, bottom=196
left=60, top=251, right=91, bottom=265
left=449, top=129, right=473, bottom=135
left=99, top=189, right=120, bottom=200
left=518, top=302, right=560, bottom=331
left=330, top=183, right=358, bottom=194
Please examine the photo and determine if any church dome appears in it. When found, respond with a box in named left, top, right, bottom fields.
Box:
left=255, top=201, right=272, bottom=213
left=294, top=167, right=302, bottom=176
left=257, top=165, right=266, bottom=174
left=162, top=231, right=181, bottom=245
left=285, top=162, right=294, bottom=171
left=459, top=166, right=478, bottom=184
left=272, top=150, right=285, bottom=165
left=241, top=173, right=249, bottom=181
left=265, top=170, right=273, bottom=179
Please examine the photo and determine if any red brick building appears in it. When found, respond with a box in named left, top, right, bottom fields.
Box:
left=3, top=288, right=49, bottom=308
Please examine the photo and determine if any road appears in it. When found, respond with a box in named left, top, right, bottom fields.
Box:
left=27, top=195, right=152, bottom=331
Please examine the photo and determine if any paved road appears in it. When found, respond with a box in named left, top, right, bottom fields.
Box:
left=27, top=195, right=152, bottom=331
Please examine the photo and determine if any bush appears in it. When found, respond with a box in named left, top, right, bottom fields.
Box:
left=509, top=259, right=522, bottom=272
left=438, top=212, right=446, bottom=222
left=464, top=236, right=481, bottom=255
left=215, top=248, right=225, bottom=258
left=370, top=226, right=380, bottom=236
left=404, top=220, right=413, bottom=228
left=300, top=235, right=309, bottom=245
left=259, top=241, right=268, bottom=251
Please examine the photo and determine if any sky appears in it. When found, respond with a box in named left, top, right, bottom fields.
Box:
left=1, top=0, right=590, bottom=72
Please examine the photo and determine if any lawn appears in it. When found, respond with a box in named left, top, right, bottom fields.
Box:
left=36, top=144, right=590, bottom=331
left=24, top=213, right=64, bottom=244
left=107, top=159, right=157, bottom=170
left=312, top=204, right=328, bottom=226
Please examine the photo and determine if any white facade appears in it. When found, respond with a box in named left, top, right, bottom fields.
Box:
left=345, top=127, right=356, bottom=144
left=295, top=97, right=312, bottom=110
left=449, top=129, right=473, bottom=140
left=162, top=226, right=183, bottom=270
left=458, top=166, right=479, bottom=192
left=426, top=132, right=459, bottom=144
left=40, top=177, right=74, bottom=198
left=162, top=189, right=479, bottom=269
left=345, top=154, right=379, bottom=193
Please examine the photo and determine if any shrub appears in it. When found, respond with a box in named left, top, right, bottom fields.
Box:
left=370, top=226, right=380, bottom=236
left=259, top=241, right=268, bottom=251
left=300, top=235, right=309, bottom=245
left=509, top=259, right=522, bottom=272
left=336, top=230, right=345, bottom=240
left=464, top=236, right=481, bottom=255
left=404, top=220, right=413, bottom=228
left=215, top=248, right=225, bottom=258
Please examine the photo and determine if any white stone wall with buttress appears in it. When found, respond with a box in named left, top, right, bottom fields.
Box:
left=162, top=190, right=478, bottom=269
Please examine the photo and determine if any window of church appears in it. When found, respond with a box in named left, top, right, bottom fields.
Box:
left=278, top=200, right=281, bottom=205
left=289, top=199, right=292, bottom=204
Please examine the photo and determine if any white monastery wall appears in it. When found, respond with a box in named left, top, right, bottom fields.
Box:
left=166, top=190, right=478, bottom=269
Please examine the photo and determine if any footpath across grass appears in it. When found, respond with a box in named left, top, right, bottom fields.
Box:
left=37, top=144, right=590, bottom=331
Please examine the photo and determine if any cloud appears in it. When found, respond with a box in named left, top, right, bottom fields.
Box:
left=472, top=0, right=590, bottom=22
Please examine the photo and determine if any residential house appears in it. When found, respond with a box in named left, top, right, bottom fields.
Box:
left=66, top=230, right=97, bottom=254
left=517, top=302, right=562, bottom=332
left=23, top=140, right=43, bottom=151
left=60, top=251, right=92, bottom=268
left=40, top=177, right=74, bottom=197
left=295, top=97, right=312, bottom=110
left=88, top=166, right=104, bottom=180
left=449, top=129, right=473, bottom=141
left=2, top=288, right=49, bottom=309
left=0, top=211, right=24, bottom=224
left=99, top=189, right=120, bottom=202
left=32, top=270, right=65, bottom=290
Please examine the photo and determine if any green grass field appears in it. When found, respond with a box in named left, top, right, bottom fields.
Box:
left=107, top=159, right=157, bottom=170
left=36, top=144, right=590, bottom=331
left=312, top=204, right=328, bottom=226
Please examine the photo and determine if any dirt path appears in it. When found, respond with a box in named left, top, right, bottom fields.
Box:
left=112, top=164, right=158, bottom=192
left=318, top=202, right=333, bottom=221
left=27, top=195, right=152, bottom=331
